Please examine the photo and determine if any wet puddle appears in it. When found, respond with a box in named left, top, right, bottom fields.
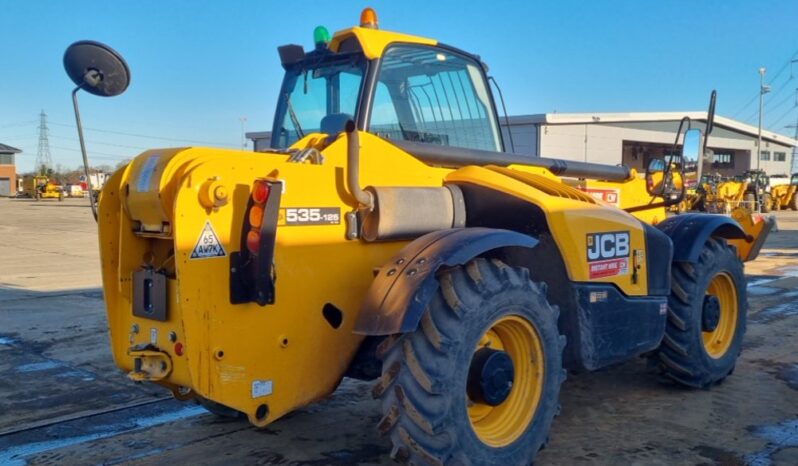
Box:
left=0, top=403, right=205, bottom=466
left=744, top=419, right=798, bottom=466
left=751, top=302, right=798, bottom=323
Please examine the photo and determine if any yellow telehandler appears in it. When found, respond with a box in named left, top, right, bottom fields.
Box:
left=770, top=173, right=798, bottom=210
left=64, top=10, right=772, bottom=465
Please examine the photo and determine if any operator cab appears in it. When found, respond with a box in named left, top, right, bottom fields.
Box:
left=271, top=9, right=504, bottom=154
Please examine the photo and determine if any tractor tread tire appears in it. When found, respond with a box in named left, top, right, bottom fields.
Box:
left=195, top=397, right=246, bottom=419
left=789, top=194, right=798, bottom=211
left=653, top=237, right=747, bottom=388
left=376, top=258, right=564, bottom=466
left=761, top=194, right=772, bottom=213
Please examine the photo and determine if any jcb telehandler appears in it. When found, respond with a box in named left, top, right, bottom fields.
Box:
left=64, top=9, right=771, bottom=465
left=770, top=173, right=798, bottom=210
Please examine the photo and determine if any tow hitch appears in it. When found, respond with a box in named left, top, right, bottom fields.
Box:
left=128, top=345, right=172, bottom=382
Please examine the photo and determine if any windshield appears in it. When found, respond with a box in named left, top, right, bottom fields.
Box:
left=368, top=45, right=502, bottom=152
left=271, top=52, right=366, bottom=148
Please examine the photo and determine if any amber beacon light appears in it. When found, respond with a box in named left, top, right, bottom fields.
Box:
left=360, top=7, right=379, bottom=29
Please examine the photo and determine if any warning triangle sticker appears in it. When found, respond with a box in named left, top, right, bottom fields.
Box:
left=190, top=221, right=227, bottom=259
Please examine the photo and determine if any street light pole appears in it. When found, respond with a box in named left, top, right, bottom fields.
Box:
left=757, top=67, right=767, bottom=173
left=240, top=116, right=248, bottom=151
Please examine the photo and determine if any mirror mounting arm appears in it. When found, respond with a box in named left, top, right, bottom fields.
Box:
left=71, top=86, right=98, bottom=221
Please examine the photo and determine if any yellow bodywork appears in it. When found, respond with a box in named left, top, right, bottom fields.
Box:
left=329, top=26, right=437, bottom=59
left=770, top=183, right=797, bottom=210
left=574, top=175, right=667, bottom=225
left=99, top=128, right=657, bottom=425
left=727, top=207, right=774, bottom=262
left=706, top=180, right=748, bottom=212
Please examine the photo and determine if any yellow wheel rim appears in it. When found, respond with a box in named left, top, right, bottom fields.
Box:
left=467, top=315, right=545, bottom=447
left=702, top=272, right=738, bottom=359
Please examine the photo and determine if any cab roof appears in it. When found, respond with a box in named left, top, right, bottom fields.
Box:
left=329, top=26, right=437, bottom=59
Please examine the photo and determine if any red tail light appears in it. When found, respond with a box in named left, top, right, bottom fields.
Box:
left=252, top=180, right=270, bottom=204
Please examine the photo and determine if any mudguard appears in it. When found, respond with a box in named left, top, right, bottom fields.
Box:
left=656, top=213, right=747, bottom=263
left=353, top=227, right=538, bottom=336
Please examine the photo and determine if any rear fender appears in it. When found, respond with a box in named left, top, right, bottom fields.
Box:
left=656, top=213, right=747, bottom=263
left=353, top=228, right=538, bottom=336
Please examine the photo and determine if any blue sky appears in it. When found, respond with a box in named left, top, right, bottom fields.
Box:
left=2, top=0, right=797, bottom=173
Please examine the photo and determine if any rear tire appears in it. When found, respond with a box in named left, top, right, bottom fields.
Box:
left=374, top=258, right=565, bottom=466
left=744, top=193, right=755, bottom=210
left=653, top=238, right=746, bottom=388
left=761, top=194, right=772, bottom=213
left=790, top=193, right=798, bottom=211
left=195, top=397, right=245, bottom=419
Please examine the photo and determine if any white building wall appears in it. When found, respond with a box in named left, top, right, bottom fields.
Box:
left=504, top=120, right=794, bottom=175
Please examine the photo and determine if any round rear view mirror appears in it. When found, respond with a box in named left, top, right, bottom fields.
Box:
left=64, top=40, right=130, bottom=97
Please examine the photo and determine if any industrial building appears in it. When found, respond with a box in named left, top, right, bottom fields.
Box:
left=500, top=112, right=796, bottom=177
left=0, top=143, right=20, bottom=197
left=247, top=112, right=797, bottom=177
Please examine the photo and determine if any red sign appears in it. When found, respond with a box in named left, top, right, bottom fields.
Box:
left=588, top=257, right=629, bottom=279
left=580, top=188, right=620, bottom=207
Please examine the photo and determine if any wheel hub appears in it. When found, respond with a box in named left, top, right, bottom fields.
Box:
left=467, top=348, right=515, bottom=406
left=702, top=295, right=721, bottom=332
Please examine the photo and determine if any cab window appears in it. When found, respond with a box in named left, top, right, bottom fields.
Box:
left=369, top=45, right=502, bottom=152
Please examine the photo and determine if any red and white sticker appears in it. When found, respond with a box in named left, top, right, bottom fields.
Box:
left=589, top=258, right=629, bottom=279
left=580, top=187, right=621, bottom=207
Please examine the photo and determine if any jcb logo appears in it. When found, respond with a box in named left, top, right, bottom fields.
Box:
left=587, top=231, right=630, bottom=261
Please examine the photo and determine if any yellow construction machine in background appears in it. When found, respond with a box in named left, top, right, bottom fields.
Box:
left=18, top=175, right=64, bottom=201
left=770, top=173, right=798, bottom=211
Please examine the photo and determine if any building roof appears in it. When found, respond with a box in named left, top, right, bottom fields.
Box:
left=0, top=143, right=22, bottom=154
left=506, top=112, right=798, bottom=147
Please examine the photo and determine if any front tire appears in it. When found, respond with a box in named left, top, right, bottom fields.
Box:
left=653, top=238, right=746, bottom=388
left=374, top=258, right=565, bottom=466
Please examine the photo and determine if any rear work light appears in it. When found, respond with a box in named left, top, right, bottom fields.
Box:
left=230, top=178, right=283, bottom=306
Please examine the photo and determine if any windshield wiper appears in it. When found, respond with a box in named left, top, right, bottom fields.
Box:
left=285, top=93, right=305, bottom=140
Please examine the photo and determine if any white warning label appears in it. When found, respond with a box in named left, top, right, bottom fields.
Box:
left=252, top=379, right=273, bottom=399
left=190, top=221, right=226, bottom=259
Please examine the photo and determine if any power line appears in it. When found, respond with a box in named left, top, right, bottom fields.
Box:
left=731, top=94, right=759, bottom=119
left=744, top=82, right=798, bottom=124
left=49, top=121, right=238, bottom=147
left=0, top=120, right=37, bottom=129
left=765, top=88, right=798, bottom=117
left=731, top=50, right=798, bottom=119
left=47, top=134, right=150, bottom=150
left=768, top=103, right=797, bottom=130
left=49, top=145, right=131, bottom=161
